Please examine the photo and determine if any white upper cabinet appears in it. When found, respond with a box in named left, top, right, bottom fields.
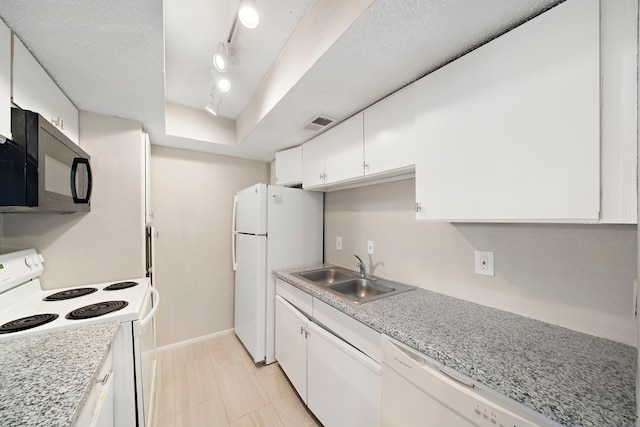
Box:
left=301, top=134, right=327, bottom=188
left=363, top=84, right=415, bottom=178
left=302, top=112, right=364, bottom=189
left=415, top=0, right=602, bottom=223
left=599, top=0, right=638, bottom=224
left=275, top=146, right=303, bottom=186
left=12, top=35, right=79, bottom=144
left=0, top=20, right=10, bottom=141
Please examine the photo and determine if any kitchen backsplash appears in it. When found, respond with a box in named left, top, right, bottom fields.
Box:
left=324, top=178, right=638, bottom=346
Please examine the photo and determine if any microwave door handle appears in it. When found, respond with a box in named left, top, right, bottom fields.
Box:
left=232, top=195, right=238, bottom=271
left=71, top=158, right=92, bottom=203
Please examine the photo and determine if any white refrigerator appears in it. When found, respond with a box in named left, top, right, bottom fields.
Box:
left=232, top=183, right=323, bottom=364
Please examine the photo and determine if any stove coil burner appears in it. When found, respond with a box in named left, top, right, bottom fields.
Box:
left=43, top=287, right=98, bottom=301
left=104, top=281, right=138, bottom=291
left=65, top=301, right=129, bottom=320
left=0, top=313, right=59, bottom=334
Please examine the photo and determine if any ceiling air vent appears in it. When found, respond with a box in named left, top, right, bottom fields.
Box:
left=303, top=115, right=336, bottom=132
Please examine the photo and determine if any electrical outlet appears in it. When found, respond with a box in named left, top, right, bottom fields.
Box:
left=474, top=251, right=494, bottom=276
left=367, top=240, right=375, bottom=255
left=336, top=236, right=343, bottom=251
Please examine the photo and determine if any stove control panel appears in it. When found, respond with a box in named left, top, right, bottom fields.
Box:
left=0, top=249, right=44, bottom=295
left=25, top=254, right=44, bottom=268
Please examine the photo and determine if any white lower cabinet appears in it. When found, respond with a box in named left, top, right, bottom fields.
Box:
left=275, top=281, right=381, bottom=427
left=75, top=349, right=114, bottom=427
left=275, top=295, right=309, bottom=403
left=307, top=320, right=381, bottom=427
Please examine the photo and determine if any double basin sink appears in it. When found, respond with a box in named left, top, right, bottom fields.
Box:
left=292, top=266, right=415, bottom=304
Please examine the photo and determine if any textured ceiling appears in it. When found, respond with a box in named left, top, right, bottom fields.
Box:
left=0, top=0, right=563, bottom=162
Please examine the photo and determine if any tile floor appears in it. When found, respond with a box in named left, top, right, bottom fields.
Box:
left=151, top=333, right=321, bottom=427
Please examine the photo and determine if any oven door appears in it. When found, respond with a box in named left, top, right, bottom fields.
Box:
left=134, top=286, right=159, bottom=426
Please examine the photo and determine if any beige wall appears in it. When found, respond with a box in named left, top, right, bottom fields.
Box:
left=151, top=145, right=269, bottom=347
left=2, top=111, right=146, bottom=287
left=325, top=178, right=638, bottom=345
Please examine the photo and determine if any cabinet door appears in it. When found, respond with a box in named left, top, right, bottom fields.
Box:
left=323, top=112, right=364, bottom=185
left=275, top=146, right=303, bottom=186
left=91, top=371, right=114, bottom=427
left=275, top=295, right=309, bottom=403
left=364, top=84, right=415, bottom=177
left=307, top=320, right=381, bottom=427
left=600, top=0, right=638, bottom=224
left=415, top=0, right=600, bottom=222
left=0, top=21, right=10, bottom=141
left=301, top=135, right=326, bottom=188
left=12, top=36, right=79, bottom=144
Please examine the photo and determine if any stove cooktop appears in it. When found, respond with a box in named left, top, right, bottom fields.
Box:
left=66, top=301, right=129, bottom=320
left=0, top=313, right=59, bottom=334
left=43, top=287, right=98, bottom=301
left=0, top=277, right=151, bottom=339
left=104, top=281, right=139, bottom=291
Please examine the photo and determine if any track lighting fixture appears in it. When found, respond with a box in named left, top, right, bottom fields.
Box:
left=206, top=0, right=259, bottom=116
left=238, top=0, right=259, bottom=29
left=213, top=42, right=235, bottom=73
left=205, top=93, right=222, bottom=116
left=217, top=78, right=231, bottom=92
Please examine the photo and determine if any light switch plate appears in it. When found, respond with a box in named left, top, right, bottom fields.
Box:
left=367, top=240, right=375, bottom=255
left=475, top=251, right=494, bottom=276
left=336, top=236, right=343, bottom=251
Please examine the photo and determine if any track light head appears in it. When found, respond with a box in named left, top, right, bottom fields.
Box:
left=213, top=42, right=235, bottom=72
left=238, top=0, right=259, bottom=29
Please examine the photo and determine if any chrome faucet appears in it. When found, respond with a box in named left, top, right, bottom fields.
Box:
left=354, top=255, right=366, bottom=277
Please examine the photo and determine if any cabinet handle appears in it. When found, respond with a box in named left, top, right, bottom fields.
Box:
left=364, top=162, right=369, bottom=171
left=304, top=329, right=309, bottom=338
left=97, top=373, right=110, bottom=385
left=51, top=117, right=64, bottom=130
left=416, top=202, right=422, bottom=213
left=300, top=326, right=304, bottom=335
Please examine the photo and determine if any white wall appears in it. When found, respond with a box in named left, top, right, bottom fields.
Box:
left=2, top=111, right=146, bottom=288
left=325, top=178, right=638, bottom=345
left=151, top=145, right=269, bottom=347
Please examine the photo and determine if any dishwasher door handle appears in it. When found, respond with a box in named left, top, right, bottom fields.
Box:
left=438, top=365, right=475, bottom=389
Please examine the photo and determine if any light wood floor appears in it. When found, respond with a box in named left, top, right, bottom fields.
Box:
left=151, top=333, right=321, bottom=427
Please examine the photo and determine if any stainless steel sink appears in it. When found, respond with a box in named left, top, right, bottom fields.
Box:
left=295, top=267, right=352, bottom=284
left=292, top=267, right=415, bottom=303
left=327, top=278, right=394, bottom=299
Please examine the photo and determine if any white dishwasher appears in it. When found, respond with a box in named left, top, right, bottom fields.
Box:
left=381, top=338, right=561, bottom=427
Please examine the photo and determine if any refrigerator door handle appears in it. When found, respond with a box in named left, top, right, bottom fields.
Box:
left=232, top=195, right=238, bottom=271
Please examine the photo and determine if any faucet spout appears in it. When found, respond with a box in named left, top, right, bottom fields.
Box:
left=354, top=255, right=366, bottom=277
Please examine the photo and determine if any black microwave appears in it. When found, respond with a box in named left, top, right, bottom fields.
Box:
left=0, top=108, right=92, bottom=213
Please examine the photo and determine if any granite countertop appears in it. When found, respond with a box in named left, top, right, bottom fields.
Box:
left=275, top=265, right=637, bottom=427
left=0, top=322, right=120, bottom=427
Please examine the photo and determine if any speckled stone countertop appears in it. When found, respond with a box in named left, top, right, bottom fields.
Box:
left=275, top=266, right=637, bottom=427
left=0, top=322, right=120, bottom=427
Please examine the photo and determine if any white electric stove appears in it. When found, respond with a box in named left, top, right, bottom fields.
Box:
left=0, top=248, right=159, bottom=427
